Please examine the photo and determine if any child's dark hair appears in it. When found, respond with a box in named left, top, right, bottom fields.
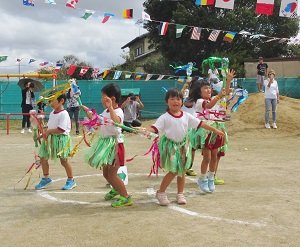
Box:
left=101, top=83, right=121, bottom=103
left=189, top=79, right=210, bottom=102
left=165, top=88, right=183, bottom=102
left=57, top=93, right=66, bottom=104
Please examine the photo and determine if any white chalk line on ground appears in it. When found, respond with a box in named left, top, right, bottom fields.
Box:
left=34, top=174, right=266, bottom=228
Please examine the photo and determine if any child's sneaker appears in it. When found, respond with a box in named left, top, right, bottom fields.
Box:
left=104, top=188, right=119, bottom=201
left=265, top=123, right=271, bottom=129
left=111, top=195, right=133, bottom=208
left=176, top=193, right=187, bottom=205
left=20, top=129, right=25, bottom=134
left=208, top=178, right=215, bottom=192
left=186, top=169, right=197, bottom=176
left=197, top=177, right=210, bottom=193
left=272, top=123, right=277, bottom=129
left=62, top=179, right=77, bottom=190
left=156, top=191, right=170, bottom=206
left=214, top=177, right=225, bottom=185
left=35, top=177, right=52, bottom=190
left=28, top=128, right=32, bottom=133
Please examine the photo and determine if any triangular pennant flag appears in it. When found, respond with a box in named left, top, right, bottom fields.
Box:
left=102, top=13, right=115, bottom=23
left=190, top=27, right=202, bottom=40
left=0, top=56, right=8, bottom=63
left=215, top=0, right=235, bottom=9
left=157, top=75, right=164, bottom=80
left=45, top=0, right=56, bottom=4
left=142, top=11, right=151, bottom=21
left=55, top=63, right=63, bottom=72
left=23, top=0, right=34, bottom=6
left=123, top=9, right=133, bottom=19
left=195, top=0, right=215, bottom=6
left=39, top=61, right=49, bottom=66
left=125, top=72, right=132, bottom=79
left=79, top=66, right=89, bottom=76
left=135, top=73, right=143, bottom=80
left=28, top=58, right=36, bottom=64
left=255, top=0, right=274, bottom=15
left=67, top=65, right=77, bottom=76
left=280, top=0, right=298, bottom=18
left=66, top=0, right=79, bottom=9
left=208, top=30, right=221, bottom=41
left=16, top=58, right=23, bottom=63
left=223, top=31, right=237, bottom=43
left=145, top=74, right=153, bottom=81
left=113, top=71, right=122, bottom=80
left=103, top=70, right=110, bottom=78
left=81, top=10, right=95, bottom=20
left=176, top=24, right=186, bottom=38
left=159, top=22, right=169, bottom=36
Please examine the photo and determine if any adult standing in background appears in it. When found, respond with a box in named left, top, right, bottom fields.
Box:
left=256, top=57, right=268, bottom=92
left=21, top=81, right=35, bottom=134
left=121, top=93, right=144, bottom=129
left=66, top=81, right=81, bottom=135
left=264, top=69, right=279, bottom=129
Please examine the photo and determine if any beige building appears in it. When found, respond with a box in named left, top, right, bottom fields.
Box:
left=244, top=56, right=300, bottom=78
left=121, top=33, right=162, bottom=72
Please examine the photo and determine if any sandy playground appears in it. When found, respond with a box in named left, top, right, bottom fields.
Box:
left=0, top=93, right=300, bottom=247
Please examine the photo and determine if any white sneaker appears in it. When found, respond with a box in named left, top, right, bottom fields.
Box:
left=156, top=191, right=170, bottom=206
left=272, top=123, right=277, bottom=129
left=265, top=123, right=271, bottom=129
left=20, top=129, right=25, bottom=134
left=28, top=129, right=32, bottom=133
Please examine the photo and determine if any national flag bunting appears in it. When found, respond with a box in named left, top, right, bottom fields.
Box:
left=280, top=0, right=298, bottom=18
left=45, top=0, right=56, bottom=4
left=255, top=0, right=274, bottom=15
left=123, top=9, right=133, bottom=19
left=39, top=61, right=49, bottom=66
left=66, top=0, right=79, bottom=9
left=176, top=24, right=186, bottom=38
left=81, top=10, right=95, bottom=20
left=113, top=71, right=122, bottom=80
left=0, top=56, right=8, bottom=63
left=23, top=0, right=34, bottom=6
left=92, top=68, right=100, bottom=78
left=102, top=13, right=115, bottom=23
left=223, top=31, right=237, bottom=43
left=16, top=58, right=23, bottom=63
left=190, top=27, right=202, bottom=40
left=125, top=73, right=132, bottom=79
left=215, top=0, right=235, bottom=9
left=135, top=73, right=143, bottom=80
left=195, top=0, right=215, bottom=6
left=159, top=22, right=169, bottom=36
left=67, top=65, right=77, bottom=76
left=103, top=70, right=110, bottom=78
left=79, top=66, right=89, bottom=76
left=28, top=58, right=36, bottom=64
left=208, top=30, right=221, bottom=42
left=55, top=63, right=63, bottom=71
left=142, top=11, right=151, bottom=21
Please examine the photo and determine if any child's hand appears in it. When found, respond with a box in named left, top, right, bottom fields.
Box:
left=227, top=69, right=236, bottom=81
left=103, top=96, right=112, bottom=108
left=214, top=129, right=224, bottom=137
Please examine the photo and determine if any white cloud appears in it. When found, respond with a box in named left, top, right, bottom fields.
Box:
left=0, top=0, right=147, bottom=74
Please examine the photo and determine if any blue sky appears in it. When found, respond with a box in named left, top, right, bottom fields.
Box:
left=0, top=0, right=146, bottom=74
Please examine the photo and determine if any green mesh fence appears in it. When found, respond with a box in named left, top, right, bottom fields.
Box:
left=1, top=78, right=299, bottom=120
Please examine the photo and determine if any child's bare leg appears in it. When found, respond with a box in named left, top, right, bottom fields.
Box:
left=107, top=165, right=128, bottom=197
left=177, top=175, right=185, bottom=194
left=158, top=172, right=177, bottom=192
left=215, top=155, right=221, bottom=176
left=40, top=158, right=50, bottom=177
left=60, top=158, right=73, bottom=178
left=208, top=149, right=218, bottom=174
left=102, top=166, right=109, bottom=182
left=200, top=148, right=211, bottom=174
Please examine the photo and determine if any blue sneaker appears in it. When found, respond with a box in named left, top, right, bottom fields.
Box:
left=35, top=177, right=52, bottom=190
left=208, top=178, right=215, bottom=192
left=197, top=177, right=210, bottom=193
left=62, top=179, right=77, bottom=190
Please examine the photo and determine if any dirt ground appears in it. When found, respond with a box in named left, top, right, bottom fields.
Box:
left=0, top=93, right=300, bottom=247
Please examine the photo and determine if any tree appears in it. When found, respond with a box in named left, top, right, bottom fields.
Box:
left=143, top=0, right=299, bottom=76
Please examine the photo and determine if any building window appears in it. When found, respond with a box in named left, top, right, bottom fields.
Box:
left=136, top=47, right=143, bottom=57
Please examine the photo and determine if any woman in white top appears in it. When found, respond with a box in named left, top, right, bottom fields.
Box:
left=263, top=69, right=279, bottom=129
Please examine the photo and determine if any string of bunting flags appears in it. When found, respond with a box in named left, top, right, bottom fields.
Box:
left=22, top=0, right=134, bottom=23
left=142, top=10, right=300, bottom=45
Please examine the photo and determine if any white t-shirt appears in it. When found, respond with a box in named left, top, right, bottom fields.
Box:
left=195, top=97, right=224, bottom=121
left=181, top=102, right=196, bottom=117
left=100, top=108, right=124, bottom=143
left=151, top=111, right=201, bottom=142
left=47, top=110, right=71, bottom=135
left=123, top=101, right=139, bottom=122
left=263, top=79, right=279, bottom=99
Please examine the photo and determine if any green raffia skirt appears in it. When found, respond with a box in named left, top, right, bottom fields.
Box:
left=39, top=134, right=72, bottom=160
left=159, top=135, right=192, bottom=176
left=85, top=136, right=117, bottom=169
left=189, top=122, right=228, bottom=155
